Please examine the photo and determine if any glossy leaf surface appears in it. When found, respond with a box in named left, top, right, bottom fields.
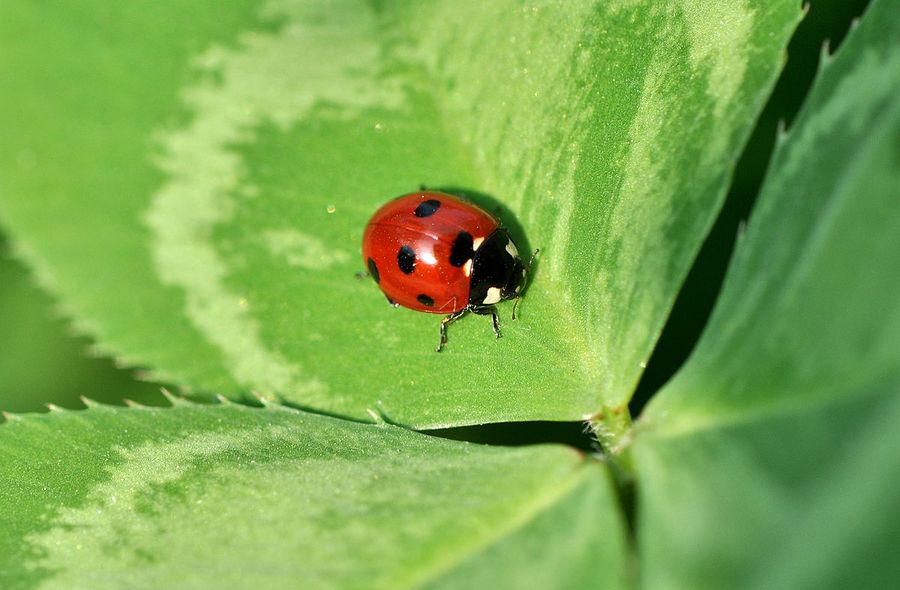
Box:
left=0, top=402, right=626, bottom=590
left=0, top=0, right=800, bottom=426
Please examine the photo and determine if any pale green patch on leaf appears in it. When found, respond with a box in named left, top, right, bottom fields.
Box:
left=632, top=1, right=900, bottom=586
left=0, top=0, right=800, bottom=427
left=680, top=0, right=755, bottom=120
left=263, top=229, right=351, bottom=270
left=0, top=402, right=627, bottom=590
left=143, top=0, right=404, bottom=409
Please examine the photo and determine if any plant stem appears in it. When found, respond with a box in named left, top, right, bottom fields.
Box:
left=589, top=405, right=632, bottom=460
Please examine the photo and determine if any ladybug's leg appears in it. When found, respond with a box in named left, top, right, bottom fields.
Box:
left=471, top=306, right=502, bottom=339
left=489, top=308, right=502, bottom=338
left=437, top=309, right=468, bottom=352
left=511, top=296, right=521, bottom=321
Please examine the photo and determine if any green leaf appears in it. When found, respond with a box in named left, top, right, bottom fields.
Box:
left=0, top=239, right=162, bottom=412
left=0, top=401, right=627, bottom=590
left=632, top=1, right=900, bottom=587
left=0, top=1, right=801, bottom=426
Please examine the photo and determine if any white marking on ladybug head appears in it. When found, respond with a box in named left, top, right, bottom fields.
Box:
left=463, top=258, right=473, bottom=277
left=483, top=287, right=502, bottom=305
left=505, top=240, right=519, bottom=258
left=515, top=282, right=523, bottom=293
left=472, top=236, right=485, bottom=251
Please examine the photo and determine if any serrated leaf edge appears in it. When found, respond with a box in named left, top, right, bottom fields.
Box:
left=0, top=387, right=303, bottom=425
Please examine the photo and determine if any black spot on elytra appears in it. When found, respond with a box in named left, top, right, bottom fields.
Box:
left=417, top=294, right=435, bottom=307
left=367, top=258, right=380, bottom=283
left=397, top=245, right=416, bottom=274
left=449, top=231, right=474, bottom=267
left=414, top=199, right=441, bottom=218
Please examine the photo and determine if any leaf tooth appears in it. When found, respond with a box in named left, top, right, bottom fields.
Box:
left=111, top=356, right=131, bottom=370
left=251, top=391, right=277, bottom=408
left=248, top=393, right=299, bottom=414
left=159, top=388, right=190, bottom=407
left=133, top=369, right=155, bottom=382
left=215, top=394, right=233, bottom=405
left=365, top=407, right=385, bottom=425
left=45, top=403, right=65, bottom=413
left=734, top=220, right=750, bottom=249
left=846, top=13, right=862, bottom=36
left=818, top=38, right=836, bottom=72
left=83, top=341, right=106, bottom=359
left=774, top=117, right=790, bottom=148
left=364, top=401, right=396, bottom=426
left=79, top=396, right=100, bottom=408
left=1, top=411, right=23, bottom=422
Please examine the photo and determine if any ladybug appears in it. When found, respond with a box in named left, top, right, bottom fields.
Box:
left=362, top=190, right=533, bottom=352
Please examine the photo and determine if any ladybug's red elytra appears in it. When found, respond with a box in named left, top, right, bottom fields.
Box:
left=362, top=190, right=533, bottom=352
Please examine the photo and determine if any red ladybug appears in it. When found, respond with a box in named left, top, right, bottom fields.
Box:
left=362, top=191, right=532, bottom=351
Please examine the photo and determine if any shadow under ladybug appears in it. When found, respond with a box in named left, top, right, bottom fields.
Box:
left=361, top=189, right=538, bottom=352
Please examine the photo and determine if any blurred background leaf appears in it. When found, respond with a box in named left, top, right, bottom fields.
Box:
left=0, top=0, right=800, bottom=429
left=631, top=0, right=873, bottom=410
left=0, top=236, right=163, bottom=413
left=633, top=0, right=900, bottom=586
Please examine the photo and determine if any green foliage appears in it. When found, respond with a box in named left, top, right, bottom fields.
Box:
left=0, top=0, right=896, bottom=588
left=0, top=241, right=162, bottom=412
left=0, top=0, right=799, bottom=426
left=634, top=2, right=900, bottom=587
left=0, top=401, right=625, bottom=590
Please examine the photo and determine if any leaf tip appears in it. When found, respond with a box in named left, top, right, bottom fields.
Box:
left=250, top=391, right=280, bottom=409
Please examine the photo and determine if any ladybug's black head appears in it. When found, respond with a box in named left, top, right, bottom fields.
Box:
left=468, top=229, right=526, bottom=308
left=501, top=257, right=527, bottom=300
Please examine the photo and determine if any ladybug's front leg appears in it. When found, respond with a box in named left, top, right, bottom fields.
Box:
left=437, top=309, right=468, bottom=352
left=471, top=306, right=502, bottom=339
